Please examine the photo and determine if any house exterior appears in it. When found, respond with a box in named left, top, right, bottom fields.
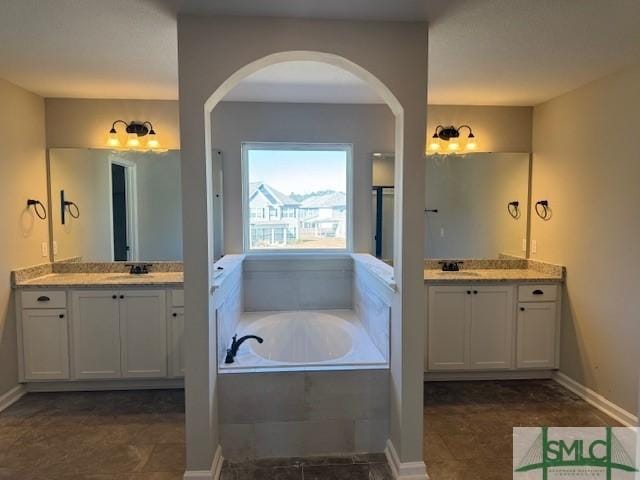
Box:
left=248, top=183, right=346, bottom=247
left=248, top=182, right=300, bottom=247
left=298, top=192, right=347, bottom=239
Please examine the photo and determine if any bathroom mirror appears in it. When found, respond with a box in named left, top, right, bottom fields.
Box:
left=371, top=152, right=530, bottom=260
left=48, top=148, right=182, bottom=262
left=425, top=152, right=530, bottom=259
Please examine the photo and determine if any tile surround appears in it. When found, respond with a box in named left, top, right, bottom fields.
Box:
left=218, top=370, right=389, bottom=460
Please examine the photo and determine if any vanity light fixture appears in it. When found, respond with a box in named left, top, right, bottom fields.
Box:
left=428, top=125, right=477, bottom=153
left=107, top=120, right=160, bottom=151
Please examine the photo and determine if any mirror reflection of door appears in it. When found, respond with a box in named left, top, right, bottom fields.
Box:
left=372, top=186, right=394, bottom=261
left=111, top=163, right=129, bottom=261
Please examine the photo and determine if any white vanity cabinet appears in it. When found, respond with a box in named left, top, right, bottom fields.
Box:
left=72, top=290, right=122, bottom=379
left=168, top=290, right=185, bottom=378
left=18, top=287, right=185, bottom=385
left=516, top=285, right=559, bottom=369
left=119, top=290, right=167, bottom=378
left=427, top=285, right=514, bottom=371
left=21, top=308, right=70, bottom=380
left=426, top=282, right=560, bottom=375
left=72, top=289, right=167, bottom=379
left=19, top=290, right=70, bottom=381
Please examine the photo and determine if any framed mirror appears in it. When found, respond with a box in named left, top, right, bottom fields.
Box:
left=48, top=148, right=182, bottom=262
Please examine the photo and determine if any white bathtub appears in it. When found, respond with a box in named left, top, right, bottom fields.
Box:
left=218, top=309, right=387, bottom=372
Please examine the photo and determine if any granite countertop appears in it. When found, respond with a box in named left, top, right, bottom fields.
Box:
left=424, top=268, right=563, bottom=283
left=15, top=272, right=184, bottom=288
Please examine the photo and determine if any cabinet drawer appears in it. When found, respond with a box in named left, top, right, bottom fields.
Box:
left=21, top=290, right=67, bottom=309
left=171, top=290, right=184, bottom=308
left=518, top=284, right=557, bottom=302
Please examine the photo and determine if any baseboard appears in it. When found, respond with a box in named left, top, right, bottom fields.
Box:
left=385, top=439, right=429, bottom=480
left=552, top=371, right=638, bottom=427
left=183, top=445, right=223, bottom=480
left=0, top=385, right=26, bottom=413
left=25, top=379, right=184, bottom=392
left=424, top=370, right=552, bottom=381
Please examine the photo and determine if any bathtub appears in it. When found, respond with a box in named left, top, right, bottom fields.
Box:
left=218, top=310, right=387, bottom=372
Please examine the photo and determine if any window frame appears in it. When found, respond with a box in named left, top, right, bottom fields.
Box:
left=241, top=142, right=354, bottom=253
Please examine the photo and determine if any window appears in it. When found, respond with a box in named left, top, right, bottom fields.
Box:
left=242, top=143, right=352, bottom=251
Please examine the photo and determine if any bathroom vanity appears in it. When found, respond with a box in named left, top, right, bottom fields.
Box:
left=14, top=272, right=185, bottom=386
left=424, top=260, right=564, bottom=379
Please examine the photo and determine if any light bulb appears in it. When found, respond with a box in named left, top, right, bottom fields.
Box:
left=146, top=131, right=159, bottom=150
left=447, top=137, right=460, bottom=152
left=428, top=135, right=441, bottom=152
left=127, top=133, right=140, bottom=148
left=465, top=134, right=477, bottom=151
left=107, top=129, right=120, bottom=148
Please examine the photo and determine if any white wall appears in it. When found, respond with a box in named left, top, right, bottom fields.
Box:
left=177, top=15, right=427, bottom=473
left=531, top=63, right=640, bottom=415
left=211, top=102, right=394, bottom=254
left=0, top=78, right=47, bottom=397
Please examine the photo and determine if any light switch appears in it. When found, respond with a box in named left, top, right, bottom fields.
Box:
left=531, top=240, right=537, bottom=254
left=41, top=242, right=48, bottom=257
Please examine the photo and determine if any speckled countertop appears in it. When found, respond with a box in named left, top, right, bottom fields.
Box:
left=15, top=272, right=184, bottom=288
left=424, top=268, right=563, bottom=283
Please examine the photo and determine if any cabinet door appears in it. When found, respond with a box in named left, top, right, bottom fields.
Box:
left=517, top=302, right=557, bottom=369
left=72, top=290, right=121, bottom=379
left=22, top=309, right=69, bottom=380
left=427, top=286, right=471, bottom=370
left=469, top=286, right=515, bottom=370
left=120, top=290, right=167, bottom=378
left=169, top=308, right=185, bottom=378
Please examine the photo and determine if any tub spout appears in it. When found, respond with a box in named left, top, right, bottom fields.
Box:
left=224, top=334, right=264, bottom=364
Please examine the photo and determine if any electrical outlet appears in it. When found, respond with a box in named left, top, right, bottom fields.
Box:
left=53, top=241, right=58, bottom=255
left=531, top=239, right=537, bottom=254
left=440, top=227, right=445, bottom=238
left=41, top=242, right=48, bottom=257
left=522, top=238, right=527, bottom=252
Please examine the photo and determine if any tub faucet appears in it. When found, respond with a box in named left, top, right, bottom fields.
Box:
left=224, top=334, right=263, bottom=364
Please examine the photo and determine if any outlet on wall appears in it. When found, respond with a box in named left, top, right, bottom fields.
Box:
left=522, top=238, right=527, bottom=252
left=531, top=239, right=537, bottom=254
left=440, top=227, right=445, bottom=238
left=41, top=242, right=48, bottom=257
left=53, top=241, right=58, bottom=255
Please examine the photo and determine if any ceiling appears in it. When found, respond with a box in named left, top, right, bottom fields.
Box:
left=223, top=62, right=382, bottom=104
left=0, top=0, right=638, bottom=105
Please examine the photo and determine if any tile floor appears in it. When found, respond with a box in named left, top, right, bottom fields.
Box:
left=0, top=381, right=621, bottom=480
left=423, top=380, right=621, bottom=480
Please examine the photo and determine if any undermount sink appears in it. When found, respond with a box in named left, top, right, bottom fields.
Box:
left=108, top=274, right=158, bottom=280
left=434, top=271, right=481, bottom=277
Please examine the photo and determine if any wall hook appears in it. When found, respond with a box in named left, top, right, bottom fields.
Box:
left=60, top=190, right=80, bottom=224
left=26, top=199, right=47, bottom=220
left=507, top=201, right=520, bottom=219
left=535, top=200, right=551, bottom=220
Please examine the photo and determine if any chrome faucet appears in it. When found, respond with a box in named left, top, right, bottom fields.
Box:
left=224, top=334, right=264, bottom=364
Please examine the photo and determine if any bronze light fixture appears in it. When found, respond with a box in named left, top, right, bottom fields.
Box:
left=428, top=125, right=477, bottom=153
left=107, top=120, right=159, bottom=150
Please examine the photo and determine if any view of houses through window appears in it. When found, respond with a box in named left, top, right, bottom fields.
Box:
left=244, top=144, right=350, bottom=250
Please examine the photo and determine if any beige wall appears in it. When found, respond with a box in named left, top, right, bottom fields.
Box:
left=531, top=63, right=640, bottom=415
left=212, top=101, right=395, bottom=254
left=45, top=98, right=180, bottom=149
left=0, top=78, right=47, bottom=397
left=428, top=105, right=532, bottom=153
